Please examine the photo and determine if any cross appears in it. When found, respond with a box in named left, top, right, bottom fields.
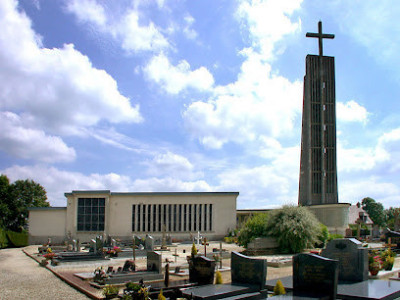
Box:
left=306, top=21, right=334, bottom=56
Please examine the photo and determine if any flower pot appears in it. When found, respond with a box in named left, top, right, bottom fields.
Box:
left=384, top=263, right=394, bottom=271
left=369, top=269, right=379, bottom=276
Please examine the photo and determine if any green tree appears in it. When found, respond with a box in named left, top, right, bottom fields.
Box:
left=0, top=175, right=49, bottom=231
left=385, top=207, right=400, bottom=231
left=237, top=213, right=269, bottom=247
left=266, top=205, right=320, bottom=253
left=361, top=197, right=385, bottom=227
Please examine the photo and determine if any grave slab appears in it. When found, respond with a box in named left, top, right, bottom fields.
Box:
left=181, top=284, right=256, bottom=300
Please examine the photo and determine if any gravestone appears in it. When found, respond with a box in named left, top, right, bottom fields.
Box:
left=293, top=253, right=338, bottom=299
left=95, top=236, right=103, bottom=255
left=166, top=234, right=172, bottom=245
left=147, top=251, right=162, bottom=273
left=145, top=235, right=154, bottom=251
left=72, top=239, right=77, bottom=252
left=321, top=238, right=368, bottom=282
left=89, top=239, right=96, bottom=252
left=231, top=251, right=267, bottom=290
left=189, top=256, right=216, bottom=285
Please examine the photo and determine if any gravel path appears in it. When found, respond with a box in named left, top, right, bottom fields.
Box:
left=0, top=247, right=89, bottom=300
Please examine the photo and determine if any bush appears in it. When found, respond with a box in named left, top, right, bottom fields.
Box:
left=266, top=205, right=320, bottom=253
left=328, top=233, right=344, bottom=241
left=215, top=270, right=223, bottom=284
left=237, top=213, right=269, bottom=247
left=273, top=279, right=286, bottom=295
left=6, top=230, right=28, bottom=247
left=0, top=227, right=8, bottom=248
left=315, top=223, right=329, bottom=248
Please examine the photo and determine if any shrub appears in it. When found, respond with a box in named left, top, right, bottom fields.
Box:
left=191, top=242, right=198, bottom=257
left=6, top=230, right=28, bottom=247
left=0, top=227, right=8, bottom=248
left=328, top=233, right=344, bottom=241
left=273, top=279, right=286, bottom=295
left=103, top=284, right=119, bottom=297
left=315, top=223, right=329, bottom=248
left=215, top=270, right=223, bottom=284
left=266, top=205, right=320, bottom=253
left=237, top=213, right=269, bottom=247
left=158, top=289, right=166, bottom=300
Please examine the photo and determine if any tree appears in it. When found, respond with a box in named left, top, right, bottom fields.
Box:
left=0, top=175, right=49, bottom=231
left=237, top=213, right=269, bottom=247
left=361, top=197, right=385, bottom=227
left=385, top=207, right=400, bottom=231
left=266, top=205, right=320, bottom=253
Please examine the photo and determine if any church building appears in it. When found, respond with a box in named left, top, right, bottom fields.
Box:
left=28, top=190, right=238, bottom=244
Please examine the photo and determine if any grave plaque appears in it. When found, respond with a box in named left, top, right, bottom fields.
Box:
left=189, top=256, right=216, bottom=285
left=321, top=238, right=368, bottom=282
left=231, top=251, right=267, bottom=290
left=147, top=251, right=162, bottom=273
left=293, top=253, right=338, bottom=300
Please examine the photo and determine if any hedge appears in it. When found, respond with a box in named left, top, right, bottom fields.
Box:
left=0, top=227, right=8, bottom=248
left=6, top=230, right=28, bottom=247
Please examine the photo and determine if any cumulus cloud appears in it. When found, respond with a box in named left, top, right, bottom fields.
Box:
left=337, top=100, right=369, bottom=124
left=143, top=53, right=214, bottom=94
left=0, top=0, right=142, bottom=136
left=66, top=0, right=170, bottom=54
left=0, top=112, right=76, bottom=163
left=183, top=53, right=302, bottom=148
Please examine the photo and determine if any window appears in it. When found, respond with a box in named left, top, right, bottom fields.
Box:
left=194, top=204, right=197, bottom=231
left=209, top=204, right=212, bottom=231
left=199, top=204, right=202, bottom=231
left=188, top=205, right=192, bottom=231
left=158, top=204, right=162, bottom=232
left=153, top=205, right=157, bottom=232
left=132, top=205, right=136, bottom=231
left=77, top=198, right=105, bottom=231
left=138, top=205, right=141, bottom=231
left=178, top=205, right=182, bottom=231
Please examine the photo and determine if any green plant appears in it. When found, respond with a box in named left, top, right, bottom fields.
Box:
left=6, top=230, right=28, bottom=247
left=237, top=213, right=269, bottom=247
left=266, top=205, right=320, bottom=253
left=103, top=284, right=119, bottom=298
left=191, top=242, right=197, bottom=257
left=215, top=270, right=223, bottom=284
left=0, top=227, right=8, bottom=248
left=273, top=279, right=286, bottom=295
left=328, top=233, right=344, bottom=241
left=158, top=289, right=166, bottom=300
left=125, top=282, right=141, bottom=292
left=383, top=256, right=395, bottom=270
left=315, top=223, right=329, bottom=248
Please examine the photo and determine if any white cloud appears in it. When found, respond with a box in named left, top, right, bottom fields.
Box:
left=183, top=53, right=302, bottom=148
left=66, top=0, right=170, bottom=54
left=337, top=100, right=369, bottom=124
left=132, top=177, right=212, bottom=192
left=0, top=112, right=76, bottom=163
left=66, top=0, right=106, bottom=27
left=236, top=0, right=302, bottom=60
left=144, top=53, right=214, bottom=94
left=183, top=14, right=197, bottom=40
left=0, top=0, right=142, bottom=138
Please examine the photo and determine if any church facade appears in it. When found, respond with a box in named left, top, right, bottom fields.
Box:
left=28, top=190, right=238, bottom=244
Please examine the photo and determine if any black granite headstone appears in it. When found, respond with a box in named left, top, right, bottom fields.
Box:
left=293, top=253, right=338, bottom=300
left=189, top=256, right=215, bottom=285
left=231, top=251, right=267, bottom=290
left=321, top=238, right=368, bottom=282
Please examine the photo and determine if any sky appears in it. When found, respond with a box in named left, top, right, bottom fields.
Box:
left=1, top=0, right=400, bottom=209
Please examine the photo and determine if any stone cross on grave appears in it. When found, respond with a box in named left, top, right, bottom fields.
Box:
left=306, top=21, right=334, bottom=56
left=195, top=231, right=202, bottom=246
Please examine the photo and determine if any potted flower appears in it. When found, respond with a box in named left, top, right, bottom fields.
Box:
left=103, top=284, right=119, bottom=299
left=369, top=253, right=382, bottom=276
left=381, top=248, right=395, bottom=271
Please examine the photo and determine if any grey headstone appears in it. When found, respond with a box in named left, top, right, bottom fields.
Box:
left=321, top=238, right=368, bottom=282
left=89, top=239, right=96, bottom=252
left=147, top=251, right=162, bottom=273
left=145, top=235, right=154, bottom=251
left=293, top=253, right=338, bottom=299
left=72, top=239, right=77, bottom=252
left=230, top=251, right=267, bottom=290
left=189, top=256, right=216, bottom=285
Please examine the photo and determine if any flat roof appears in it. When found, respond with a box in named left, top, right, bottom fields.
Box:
left=65, top=190, right=239, bottom=197
left=28, top=207, right=66, bottom=211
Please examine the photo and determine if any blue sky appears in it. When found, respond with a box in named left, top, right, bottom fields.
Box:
left=1, top=0, right=400, bottom=209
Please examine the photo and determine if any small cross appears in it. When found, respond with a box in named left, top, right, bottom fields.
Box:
left=306, top=21, right=334, bottom=56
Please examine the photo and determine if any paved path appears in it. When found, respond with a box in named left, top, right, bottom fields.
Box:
left=0, top=246, right=89, bottom=300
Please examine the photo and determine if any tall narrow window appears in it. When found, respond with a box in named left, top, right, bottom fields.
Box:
left=199, top=204, right=202, bottom=231
left=209, top=204, right=213, bottom=231
left=148, top=205, right=151, bottom=232
left=77, top=198, right=105, bottom=232
left=132, top=205, right=136, bottom=232
left=184, top=204, right=187, bottom=231
left=153, top=205, right=157, bottom=232
left=138, top=205, right=141, bottom=231
left=173, top=204, right=177, bottom=231
left=168, top=204, right=172, bottom=231
left=189, top=205, right=192, bottom=231
left=163, top=204, right=166, bottom=229
left=178, top=205, right=182, bottom=231
left=203, top=204, right=207, bottom=231
left=158, top=204, right=162, bottom=232
left=194, top=204, right=197, bottom=231
left=142, top=204, right=146, bottom=232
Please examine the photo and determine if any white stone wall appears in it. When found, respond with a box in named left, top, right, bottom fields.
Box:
left=28, top=208, right=66, bottom=244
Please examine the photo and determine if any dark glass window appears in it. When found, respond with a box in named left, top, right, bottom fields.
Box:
left=194, top=204, right=197, bottom=231
left=178, top=205, right=182, bottom=231
left=138, top=205, right=141, bottom=231
left=184, top=204, right=187, bottom=231
left=168, top=205, right=172, bottom=231
left=199, top=204, right=202, bottom=231
left=158, top=204, right=162, bottom=232
left=189, top=205, right=192, bottom=231
left=209, top=204, right=212, bottom=231
left=153, top=205, right=157, bottom=232
left=77, top=198, right=105, bottom=231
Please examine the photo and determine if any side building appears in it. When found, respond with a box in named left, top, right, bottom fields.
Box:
left=28, top=190, right=238, bottom=244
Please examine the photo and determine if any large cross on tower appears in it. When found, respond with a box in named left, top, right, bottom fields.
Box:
left=306, top=21, right=334, bottom=56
